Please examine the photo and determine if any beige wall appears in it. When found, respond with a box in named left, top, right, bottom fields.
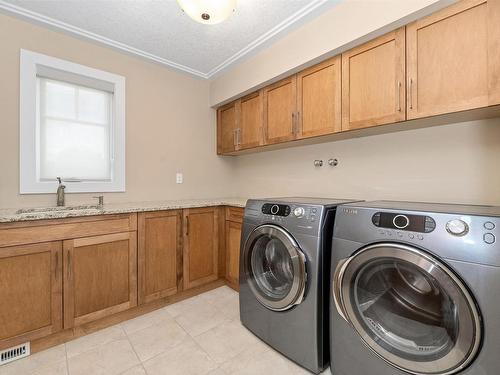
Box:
left=210, top=0, right=500, bottom=206
left=0, top=13, right=236, bottom=209
left=1, top=0, right=499, bottom=210
left=209, top=0, right=455, bottom=106
left=231, top=119, right=500, bottom=206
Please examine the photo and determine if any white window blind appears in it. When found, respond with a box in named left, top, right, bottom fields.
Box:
left=20, top=49, right=125, bottom=194
left=37, top=78, right=113, bottom=181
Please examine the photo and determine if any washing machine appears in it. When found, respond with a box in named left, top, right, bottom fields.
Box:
left=330, top=201, right=500, bottom=375
left=239, top=197, right=359, bottom=374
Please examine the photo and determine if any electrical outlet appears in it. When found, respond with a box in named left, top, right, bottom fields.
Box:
left=176, top=173, right=183, bottom=184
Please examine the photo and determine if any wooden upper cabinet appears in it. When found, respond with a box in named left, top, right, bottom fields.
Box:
left=407, top=0, right=490, bottom=119
left=489, top=0, right=500, bottom=105
left=342, top=27, right=406, bottom=130
left=183, top=207, right=219, bottom=290
left=263, top=76, right=297, bottom=144
left=0, top=242, right=62, bottom=350
left=297, top=56, right=342, bottom=138
left=138, top=211, right=182, bottom=305
left=63, top=232, right=137, bottom=328
left=236, top=91, right=263, bottom=150
left=217, top=101, right=237, bottom=154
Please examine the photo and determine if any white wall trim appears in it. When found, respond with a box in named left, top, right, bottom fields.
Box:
left=0, top=0, right=334, bottom=79
left=0, top=1, right=209, bottom=78
left=206, top=0, right=335, bottom=78
left=20, top=49, right=126, bottom=194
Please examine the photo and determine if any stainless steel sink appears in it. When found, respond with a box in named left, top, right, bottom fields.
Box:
left=15, top=205, right=102, bottom=215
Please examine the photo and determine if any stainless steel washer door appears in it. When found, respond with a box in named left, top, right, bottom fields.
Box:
left=243, top=224, right=306, bottom=311
left=333, top=243, right=482, bottom=375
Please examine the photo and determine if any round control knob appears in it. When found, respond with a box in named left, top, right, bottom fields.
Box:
left=393, top=215, right=409, bottom=229
left=446, top=219, right=469, bottom=236
left=270, top=205, right=279, bottom=215
left=293, top=207, right=305, bottom=218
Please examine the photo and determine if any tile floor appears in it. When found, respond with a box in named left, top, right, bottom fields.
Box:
left=0, top=286, right=331, bottom=375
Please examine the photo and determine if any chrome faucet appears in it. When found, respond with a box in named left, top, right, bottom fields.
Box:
left=93, top=195, right=104, bottom=208
left=56, top=177, right=65, bottom=207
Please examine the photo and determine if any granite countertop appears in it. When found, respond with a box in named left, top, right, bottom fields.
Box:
left=0, top=197, right=248, bottom=223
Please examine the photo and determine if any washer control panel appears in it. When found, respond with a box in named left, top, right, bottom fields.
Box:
left=261, top=203, right=290, bottom=217
left=446, top=219, right=469, bottom=237
left=260, top=203, right=319, bottom=226
left=372, top=212, right=436, bottom=233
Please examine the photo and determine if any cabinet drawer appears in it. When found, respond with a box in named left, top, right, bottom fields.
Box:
left=0, top=214, right=137, bottom=248
left=226, top=207, right=244, bottom=223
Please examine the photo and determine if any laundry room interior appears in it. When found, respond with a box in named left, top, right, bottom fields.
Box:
left=0, top=0, right=499, bottom=374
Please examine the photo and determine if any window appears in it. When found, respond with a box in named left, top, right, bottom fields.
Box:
left=20, top=49, right=125, bottom=193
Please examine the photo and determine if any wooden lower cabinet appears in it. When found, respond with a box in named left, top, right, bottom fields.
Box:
left=183, top=207, right=219, bottom=290
left=63, top=232, right=137, bottom=328
left=138, top=210, right=183, bottom=304
left=0, top=242, right=62, bottom=350
left=225, top=220, right=242, bottom=291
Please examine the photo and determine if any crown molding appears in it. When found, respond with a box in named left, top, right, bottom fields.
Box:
left=0, top=0, right=333, bottom=80
left=206, top=0, right=332, bottom=78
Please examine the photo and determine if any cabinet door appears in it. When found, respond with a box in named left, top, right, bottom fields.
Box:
left=138, top=211, right=182, bottom=305
left=342, top=27, right=406, bottom=130
left=489, top=0, right=500, bottom=105
left=217, top=101, right=237, bottom=154
left=63, top=232, right=137, bottom=328
left=225, top=221, right=242, bottom=291
left=237, top=91, right=263, bottom=150
left=183, top=207, right=219, bottom=290
left=297, top=56, right=342, bottom=138
left=407, top=0, right=489, bottom=119
left=263, top=76, right=297, bottom=145
left=0, top=242, right=62, bottom=350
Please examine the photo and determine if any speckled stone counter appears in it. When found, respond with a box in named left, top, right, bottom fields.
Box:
left=0, top=198, right=248, bottom=223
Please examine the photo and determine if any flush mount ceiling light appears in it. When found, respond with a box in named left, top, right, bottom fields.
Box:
left=177, top=0, right=236, bottom=25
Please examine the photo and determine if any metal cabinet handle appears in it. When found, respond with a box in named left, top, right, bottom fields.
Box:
left=186, top=216, right=189, bottom=236
left=233, top=129, right=237, bottom=147
left=397, top=82, right=402, bottom=112
left=409, top=79, right=414, bottom=110
left=237, top=128, right=241, bottom=146
left=67, top=251, right=71, bottom=279
left=291, top=113, right=295, bottom=134
left=55, top=251, right=59, bottom=280
left=296, top=112, right=300, bottom=134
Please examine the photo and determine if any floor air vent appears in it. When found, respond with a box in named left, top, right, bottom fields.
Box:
left=0, top=342, right=30, bottom=366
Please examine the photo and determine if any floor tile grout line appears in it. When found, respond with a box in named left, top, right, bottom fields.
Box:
left=64, top=343, right=70, bottom=375
left=119, top=322, right=149, bottom=374
left=134, top=315, right=193, bottom=366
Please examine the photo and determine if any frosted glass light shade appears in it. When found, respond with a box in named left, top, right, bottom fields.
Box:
left=177, top=0, right=236, bottom=25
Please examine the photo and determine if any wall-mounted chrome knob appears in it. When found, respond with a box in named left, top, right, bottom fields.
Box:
left=328, top=158, right=339, bottom=167
left=314, top=160, right=323, bottom=167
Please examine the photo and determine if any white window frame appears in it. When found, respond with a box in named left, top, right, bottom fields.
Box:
left=20, top=49, right=126, bottom=194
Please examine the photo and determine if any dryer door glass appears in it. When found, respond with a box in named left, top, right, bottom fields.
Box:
left=244, top=224, right=306, bottom=311
left=335, top=243, right=481, bottom=375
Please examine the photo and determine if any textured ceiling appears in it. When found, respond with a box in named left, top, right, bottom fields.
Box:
left=0, top=0, right=339, bottom=78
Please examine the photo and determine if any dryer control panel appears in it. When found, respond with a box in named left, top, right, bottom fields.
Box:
left=372, top=212, right=436, bottom=233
